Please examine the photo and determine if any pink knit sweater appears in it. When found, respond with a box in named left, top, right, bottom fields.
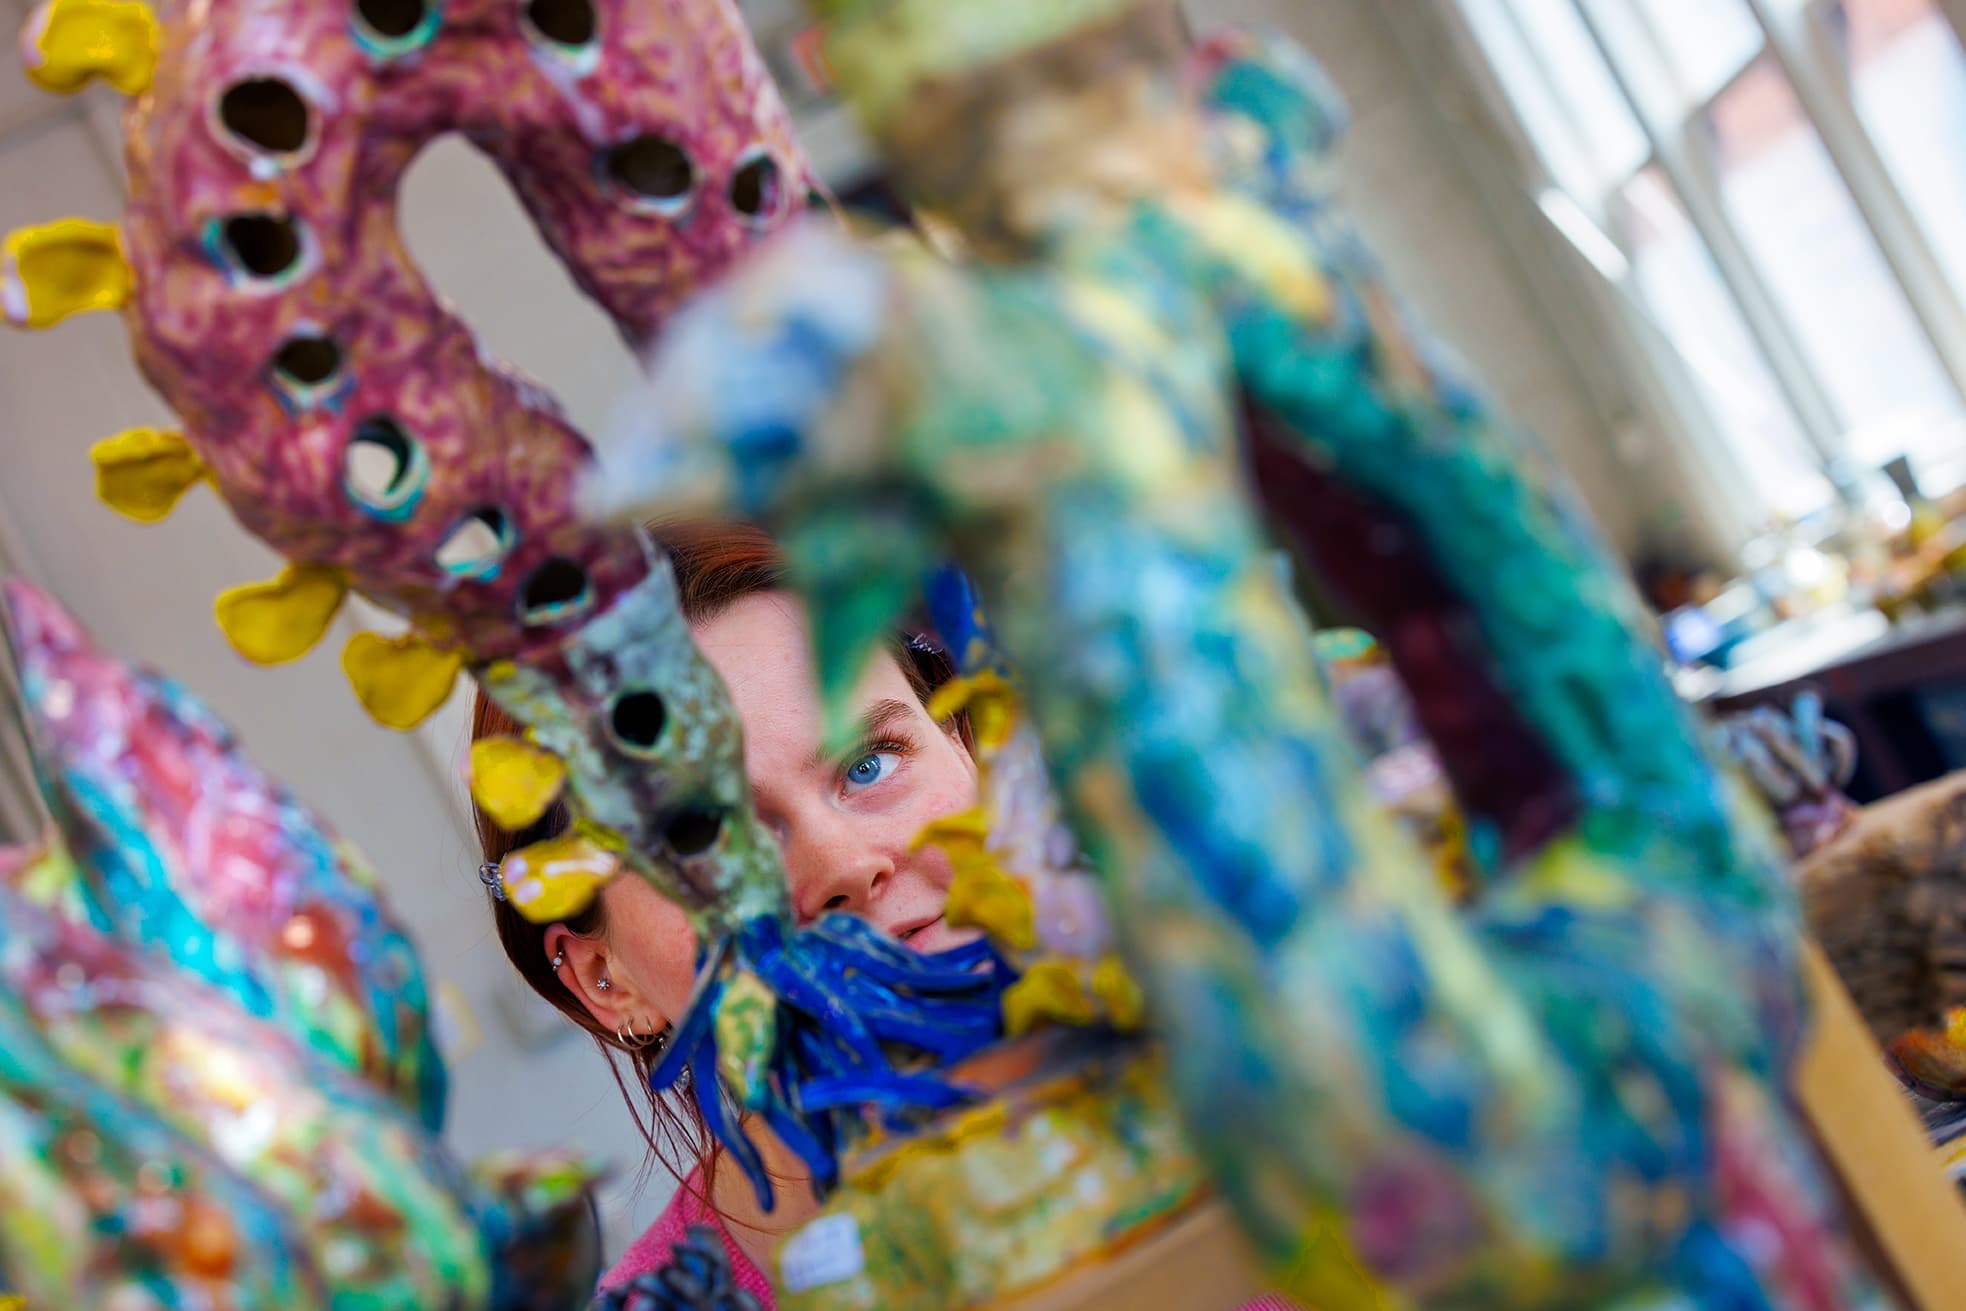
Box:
left=600, top=1171, right=1299, bottom=1310
left=600, top=1171, right=775, bottom=1303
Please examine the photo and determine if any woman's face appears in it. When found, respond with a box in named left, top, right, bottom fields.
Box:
left=556, top=591, right=981, bottom=1034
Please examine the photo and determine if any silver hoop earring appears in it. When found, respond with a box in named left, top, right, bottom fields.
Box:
left=616, top=1019, right=657, bottom=1050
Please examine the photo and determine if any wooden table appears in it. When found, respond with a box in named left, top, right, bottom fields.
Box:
left=996, top=1200, right=1270, bottom=1311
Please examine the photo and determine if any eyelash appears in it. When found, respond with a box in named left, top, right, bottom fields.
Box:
left=841, top=737, right=912, bottom=790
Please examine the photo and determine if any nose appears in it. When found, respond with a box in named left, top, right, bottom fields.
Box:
left=784, top=803, right=893, bottom=924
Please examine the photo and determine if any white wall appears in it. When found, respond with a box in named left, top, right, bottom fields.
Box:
left=0, top=0, right=1744, bottom=1264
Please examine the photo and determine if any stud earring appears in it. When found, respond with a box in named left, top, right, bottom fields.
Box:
left=597, top=978, right=612, bottom=991
left=550, top=951, right=564, bottom=970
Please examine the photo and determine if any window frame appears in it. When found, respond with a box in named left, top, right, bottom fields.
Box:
left=1449, top=0, right=1966, bottom=517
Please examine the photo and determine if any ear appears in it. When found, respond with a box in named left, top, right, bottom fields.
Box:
left=544, top=922, right=662, bottom=1038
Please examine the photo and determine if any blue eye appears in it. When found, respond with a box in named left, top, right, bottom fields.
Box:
left=843, top=751, right=900, bottom=793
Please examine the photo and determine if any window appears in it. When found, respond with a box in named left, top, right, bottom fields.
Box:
left=1459, top=0, right=1647, bottom=204
left=1834, top=0, right=1966, bottom=302
left=1455, top=0, right=1966, bottom=523
left=1612, top=168, right=1834, bottom=517
left=1633, top=0, right=1766, bottom=100
left=1700, top=53, right=1963, bottom=487
left=1582, top=0, right=1765, bottom=116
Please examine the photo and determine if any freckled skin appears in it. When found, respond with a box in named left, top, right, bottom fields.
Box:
left=557, top=592, right=981, bottom=1033
left=701, top=596, right=979, bottom=948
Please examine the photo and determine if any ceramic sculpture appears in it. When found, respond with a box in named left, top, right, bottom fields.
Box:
left=4, top=0, right=1021, bottom=1228
left=595, top=2, right=1897, bottom=1305
left=1, top=0, right=1918, bottom=1305
left=0, top=579, right=601, bottom=1308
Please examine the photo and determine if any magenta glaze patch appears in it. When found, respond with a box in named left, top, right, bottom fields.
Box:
left=119, top=0, right=815, bottom=660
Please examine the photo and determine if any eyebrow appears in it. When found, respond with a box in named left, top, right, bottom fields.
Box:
left=805, top=697, right=916, bottom=773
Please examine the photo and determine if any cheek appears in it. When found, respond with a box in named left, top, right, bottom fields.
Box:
left=602, top=881, right=702, bottom=1022
left=918, top=766, right=978, bottom=823
left=909, top=735, right=979, bottom=818
left=897, top=741, right=981, bottom=884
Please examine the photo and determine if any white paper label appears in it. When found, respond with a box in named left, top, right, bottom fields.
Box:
left=779, top=1213, right=866, bottom=1293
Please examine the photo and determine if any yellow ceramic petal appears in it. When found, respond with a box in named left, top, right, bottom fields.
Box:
left=945, top=859, right=1037, bottom=953
left=910, top=804, right=991, bottom=851
left=925, top=671, right=1018, bottom=753
left=1002, top=961, right=1097, bottom=1037
left=21, top=0, right=161, bottom=95
left=2, top=218, right=132, bottom=329
left=90, top=427, right=206, bottom=522
left=498, top=830, right=617, bottom=924
left=468, top=737, right=568, bottom=832
left=212, top=564, right=347, bottom=665
left=1091, top=956, right=1146, bottom=1031
left=341, top=631, right=464, bottom=731
left=915, top=805, right=1039, bottom=951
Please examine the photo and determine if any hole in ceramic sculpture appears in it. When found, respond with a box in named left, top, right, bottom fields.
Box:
left=518, top=557, right=592, bottom=625
left=357, top=0, right=429, bottom=39
left=606, top=135, right=695, bottom=213
left=608, top=690, right=668, bottom=755
left=353, top=0, right=441, bottom=55
left=435, top=507, right=513, bottom=580
left=525, top=0, right=595, bottom=47
left=343, top=416, right=429, bottom=519
left=220, top=215, right=304, bottom=280
left=664, top=806, right=724, bottom=857
left=730, top=150, right=781, bottom=223
left=219, top=79, right=312, bottom=155
left=274, top=335, right=341, bottom=387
